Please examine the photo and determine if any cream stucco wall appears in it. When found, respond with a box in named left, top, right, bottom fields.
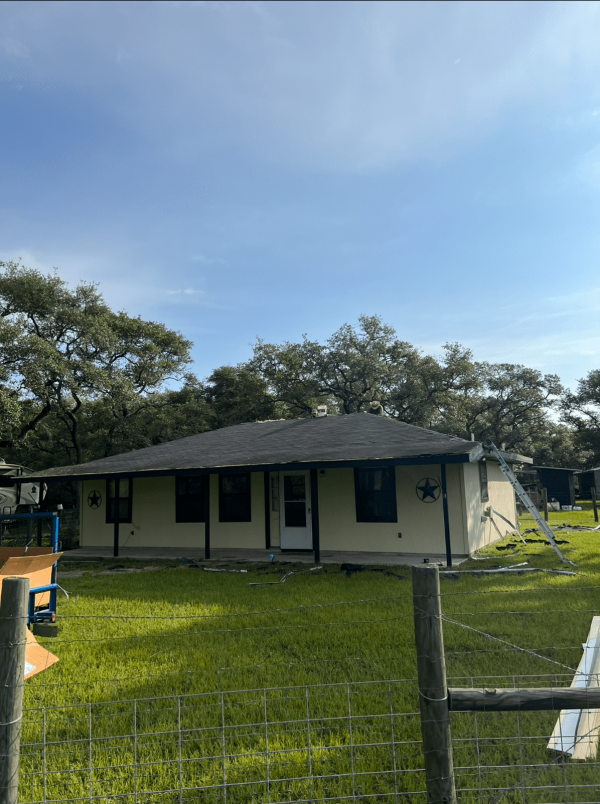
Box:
left=463, top=461, right=518, bottom=552
left=315, top=464, right=468, bottom=555
left=80, top=474, right=265, bottom=550
left=80, top=462, right=516, bottom=555
left=209, top=473, right=265, bottom=549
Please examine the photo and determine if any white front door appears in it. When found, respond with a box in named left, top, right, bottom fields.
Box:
left=279, top=471, right=312, bottom=550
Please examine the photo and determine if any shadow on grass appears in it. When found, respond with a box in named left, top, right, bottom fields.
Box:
left=19, top=546, right=600, bottom=804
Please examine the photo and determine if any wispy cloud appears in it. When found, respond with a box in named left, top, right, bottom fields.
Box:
left=4, top=2, right=600, bottom=171
left=2, top=247, right=208, bottom=312
left=0, top=37, right=29, bottom=58
left=167, top=287, right=205, bottom=295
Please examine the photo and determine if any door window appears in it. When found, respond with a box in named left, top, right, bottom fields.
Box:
left=283, top=475, right=307, bottom=527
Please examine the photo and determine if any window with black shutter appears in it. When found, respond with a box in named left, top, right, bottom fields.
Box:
left=106, top=478, right=133, bottom=524
left=176, top=476, right=207, bottom=523
left=354, top=467, right=397, bottom=523
left=219, top=473, right=251, bottom=522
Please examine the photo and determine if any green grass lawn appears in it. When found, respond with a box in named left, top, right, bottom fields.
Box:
left=18, top=504, right=600, bottom=803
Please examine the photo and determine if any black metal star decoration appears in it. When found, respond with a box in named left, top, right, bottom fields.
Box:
left=416, top=478, right=440, bottom=503
left=88, top=490, right=102, bottom=509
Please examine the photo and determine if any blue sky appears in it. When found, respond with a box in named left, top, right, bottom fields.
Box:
left=1, top=0, right=599, bottom=390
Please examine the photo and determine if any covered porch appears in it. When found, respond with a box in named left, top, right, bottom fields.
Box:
left=28, top=414, right=524, bottom=568
left=85, top=461, right=460, bottom=567
left=61, top=545, right=468, bottom=567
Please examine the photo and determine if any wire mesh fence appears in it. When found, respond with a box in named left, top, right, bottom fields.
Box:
left=0, top=508, right=78, bottom=550
left=0, top=515, right=56, bottom=549
left=19, top=680, right=424, bottom=804
left=17, top=674, right=600, bottom=804
left=11, top=537, right=600, bottom=804
left=449, top=674, right=600, bottom=804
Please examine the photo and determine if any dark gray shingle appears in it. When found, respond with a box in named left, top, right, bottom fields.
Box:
left=29, top=414, right=484, bottom=479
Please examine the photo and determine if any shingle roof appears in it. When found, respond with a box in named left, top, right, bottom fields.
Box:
left=29, top=414, right=489, bottom=480
left=532, top=465, right=578, bottom=472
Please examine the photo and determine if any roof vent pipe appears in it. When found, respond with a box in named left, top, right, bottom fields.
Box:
left=368, top=401, right=384, bottom=416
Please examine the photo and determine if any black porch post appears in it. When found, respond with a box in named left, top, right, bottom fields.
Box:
left=264, top=471, right=271, bottom=549
left=310, top=468, right=320, bottom=564
left=113, top=475, right=120, bottom=558
left=440, top=464, right=452, bottom=568
left=204, top=475, right=211, bottom=560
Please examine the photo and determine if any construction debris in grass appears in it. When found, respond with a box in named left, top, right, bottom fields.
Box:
left=250, top=570, right=296, bottom=587
left=441, top=562, right=576, bottom=578
left=99, top=565, right=162, bottom=575
left=203, top=567, right=248, bottom=573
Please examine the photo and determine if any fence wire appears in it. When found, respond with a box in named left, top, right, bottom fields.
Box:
left=19, top=680, right=425, bottom=804
left=12, top=543, right=600, bottom=804
left=17, top=673, right=600, bottom=804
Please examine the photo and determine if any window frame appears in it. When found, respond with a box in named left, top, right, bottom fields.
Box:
left=479, top=460, right=489, bottom=502
left=219, top=472, right=252, bottom=522
left=354, top=466, right=398, bottom=524
left=106, top=478, right=133, bottom=524
left=175, top=476, right=207, bottom=523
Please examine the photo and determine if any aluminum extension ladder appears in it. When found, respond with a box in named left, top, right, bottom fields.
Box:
left=483, top=440, right=574, bottom=566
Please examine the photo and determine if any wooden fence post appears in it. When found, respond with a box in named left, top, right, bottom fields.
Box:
left=0, top=577, right=29, bottom=804
left=412, top=565, right=457, bottom=804
left=542, top=488, right=548, bottom=521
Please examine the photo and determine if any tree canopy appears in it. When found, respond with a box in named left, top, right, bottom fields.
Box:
left=0, top=260, right=193, bottom=467
left=1, top=261, right=598, bottom=473
left=249, top=316, right=478, bottom=424
left=247, top=316, right=571, bottom=460
left=561, top=370, right=600, bottom=467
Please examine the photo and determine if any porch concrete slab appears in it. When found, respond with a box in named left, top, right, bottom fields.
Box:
left=61, top=546, right=468, bottom=568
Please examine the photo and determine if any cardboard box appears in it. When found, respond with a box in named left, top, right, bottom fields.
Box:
left=0, top=550, right=62, bottom=607
left=0, top=550, right=62, bottom=679
left=24, top=625, right=58, bottom=679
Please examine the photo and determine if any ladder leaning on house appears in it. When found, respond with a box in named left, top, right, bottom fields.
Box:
left=483, top=440, right=575, bottom=567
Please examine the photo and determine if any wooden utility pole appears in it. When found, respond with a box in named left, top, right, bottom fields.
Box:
left=412, top=566, right=457, bottom=804
left=0, top=578, right=29, bottom=804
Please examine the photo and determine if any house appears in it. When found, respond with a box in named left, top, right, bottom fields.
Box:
left=577, top=468, right=600, bottom=500
left=27, top=413, right=529, bottom=566
left=532, top=466, right=577, bottom=508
